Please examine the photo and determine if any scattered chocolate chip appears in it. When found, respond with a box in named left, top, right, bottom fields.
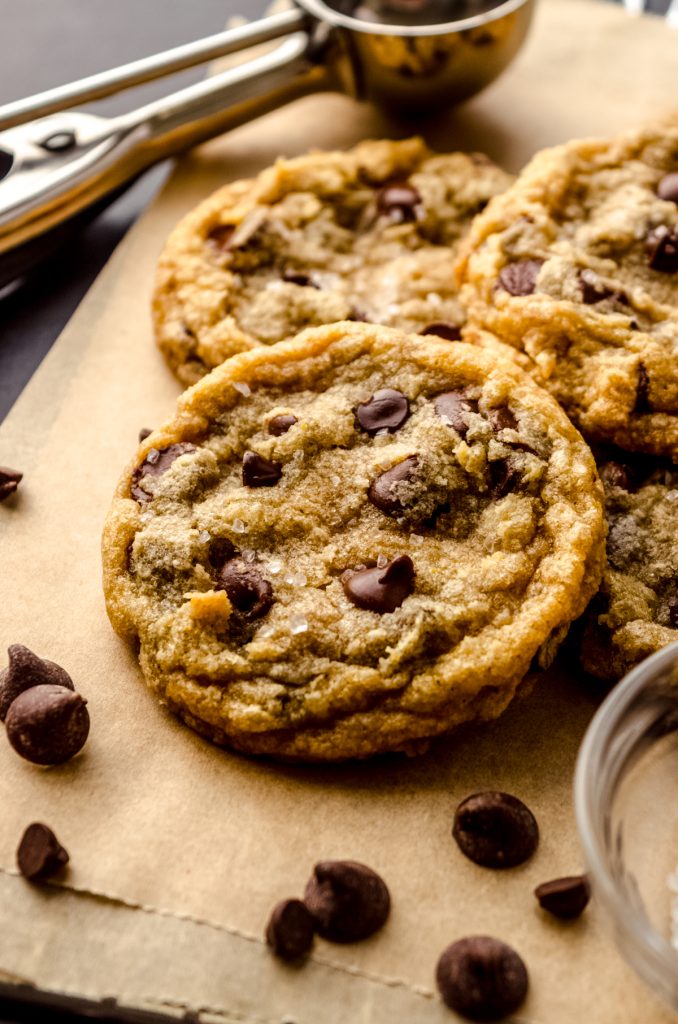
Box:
left=304, top=861, right=390, bottom=943
left=657, top=173, right=678, bottom=205
left=355, top=388, right=410, bottom=435
left=635, top=363, right=652, bottom=413
left=266, top=898, right=315, bottom=960
left=599, top=460, right=632, bottom=491
left=488, top=459, right=520, bottom=498
left=242, top=451, right=283, bottom=487
left=281, top=268, right=320, bottom=288
left=376, top=181, right=422, bottom=224
left=419, top=322, right=462, bottom=342
left=534, top=875, right=591, bottom=920
left=0, top=466, right=22, bottom=502
left=368, top=456, right=419, bottom=517
left=489, top=405, right=518, bottom=433
left=646, top=226, right=678, bottom=273
left=131, top=443, right=197, bottom=502
left=207, top=224, right=235, bottom=250
left=579, top=270, right=621, bottom=305
left=436, top=936, right=528, bottom=1021
left=452, top=791, right=539, bottom=868
left=497, top=259, right=543, bottom=296
left=342, top=555, right=415, bottom=614
left=268, top=414, right=298, bottom=437
left=16, top=823, right=69, bottom=882
left=0, top=645, right=74, bottom=721
left=217, top=559, right=273, bottom=619
left=6, top=685, right=90, bottom=765
left=434, top=391, right=479, bottom=439
left=138, top=428, right=152, bottom=443
left=668, top=596, right=678, bottom=629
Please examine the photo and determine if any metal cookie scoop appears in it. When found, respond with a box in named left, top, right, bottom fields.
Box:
left=0, top=0, right=535, bottom=286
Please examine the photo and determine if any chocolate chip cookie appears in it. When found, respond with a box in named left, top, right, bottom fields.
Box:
left=103, top=321, right=605, bottom=760
left=580, top=452, right=677, bottom=682
left=457, top=120, right=678, bottom=458
left=153, top=138, right=512, bottom=386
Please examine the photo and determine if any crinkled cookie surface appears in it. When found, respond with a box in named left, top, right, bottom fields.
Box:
left=153, top=138, right=512, bottom=385
left=103, top=323, right=605, bottom=760
left=457, top=120, right=678, bottom=458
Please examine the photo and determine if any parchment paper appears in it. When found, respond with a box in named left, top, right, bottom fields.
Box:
left=0, top=1, right=676, bottom=1020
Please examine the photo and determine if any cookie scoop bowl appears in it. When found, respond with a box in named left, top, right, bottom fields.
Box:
left=575, top=641, right=678, bottom=1014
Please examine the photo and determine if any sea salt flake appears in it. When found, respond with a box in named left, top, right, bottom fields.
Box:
left=411, top=534, right=424, bottom=546
left=146, top=448, right=160, bottom=465
left=234, top=381, right=251, bottom=397
left=286, top=571, right=307, bottom=587
left=330, top=474, right=341, bottom=487
left=268, top=559, right=283, bottom=575
left=231, top=518, right=247, bottom=534
left=258, top=623, right=275, bottom=639
left=289, top=613, right=309, bottom=635
left=242, top=549, right=256, bottom=563
left=198, top=530, right=211, bottom=544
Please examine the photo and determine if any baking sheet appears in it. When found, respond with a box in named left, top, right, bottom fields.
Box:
left=1, top=1, right=677, bottom=1020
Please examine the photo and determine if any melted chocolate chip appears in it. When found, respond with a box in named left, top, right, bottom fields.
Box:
left=207, top=224, right=235, bottom=250
left=281, top=268, right=320, bottom=288
left=242, top=451, right=283, bottom=487
left=0, top=466, right=22, bottom=502
left=267, top=414, right=297, bottom=437
left=266, top=898, right=315, bottom=960
left=207, top=536, right=237, bottom=569
left=131, top=443, right=197, bottom=503
left=433, top=391, right=479, bottom=438
left=657, top=173, right=678, bottom=205
left=436, top=936, right=528, bottom=1021
left=355, top=389, right=409, bottom=435
left=304, top=861, right=390, bottom=943
left=498, top=259, right=543, bottom=296
left=488, top=458, right=520, bottom=498
left=376, top=181, right=422, bottom=223
left=419, top=322, right=462, bottom=342
left=579, top=270, right=625, bottom=305
left=6, top=685, right=90, bottom=765
left=368, top=456, right=419, bottom=517
left=17, top=823, right=69, bottom=883
left=635, top=363, right=652, bottom=413
left=342, top=555, right=415, bottom=614
left=452, top=791, right=539, bottom=868
left=0, top=645, right=74, bottom=721
left=489, top=405, right=518, bottom=433
left=534, top=875, right=591, bottom=920
left=217, top=560, right=273, bottom=619
left=646, top=226, right=678, bottom=273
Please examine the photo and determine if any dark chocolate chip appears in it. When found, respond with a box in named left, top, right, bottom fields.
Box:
left=0, top=645, right=74, bottom=722
left=0, top=466, right=22, bottom=502
left=217, top=559, right=273, bottom=619
left=376, top=181, right=422, bottom=224
left=436, top=936, right=528, bottom=1021
left=304, top=860, right=390, bottom=943
left=281, top=268, right=320, bottom=288
left=419, top=322, right=462, bottom=342
left=498, top=259, right=543, bottom=296
left=434, top=391, right=479, bottom=439
left=667, top=596, right=678, bottom=629
left=488, top=459, right=520, bottom=498
left=579, top=270, right=622, bottom=305
left=452, top=791, right=539, bottom=868
left=342, top=555, right=415, bottom=614
left=534, top=875, right=591, bottom=920
left=242, top=451, right=283, bottom=487
left=489, top=405, right=518, bottom=433
left=207, top=224, right=235, bottom=250
left=6, top=685, right=90, bottom=765
left=266, top=898, right=315, bottom=960
left=355, top=389, right=410, bottom=435
left=349, top=308, right=370, bottom=322
left=268, top=414, right=298, bottom=437
left=646, top=226, right=678, bottom=273
left=207, top=536, right=236, bottom=569
left=657, top=173, right=678, bottom=205
left=131, top=443, right=197, bottom=503
left=368, top=456, right=419, bottom=517
left=16, top=823, right=69, bottom=882
left=635, top=363, right=652, bottom=413
left=599, top=461, right=632, bottom=491
left=138, top=428, right=152, bottom=443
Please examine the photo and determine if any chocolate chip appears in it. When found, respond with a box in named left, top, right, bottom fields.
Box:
left=0, top=466, right=22, bottom=502
left=268, top=414, right=298, bottom=437
left=498, top=259, right=543, bottom=296
left=599, top=460, right=632, bottom=491
left=342, top=555, right=415, bottom=614
left=452, top=791, right=539, bottom=868
left=217, top=559, right=273, bottom=619
left=368, top=456, right=419, bottom=517
left=488, top=459, right=520, bottom=498
left=436, top=936, right=528, bottom=1021
left=668, top=596, right=678, bottom=629
left=207, top=536, right=236, bottom=569
left=281, top=268, right=320, bottom=288
left=534, top=875, right=591, bottom=920
left=489, top=405, right=518, bottom=433
left=579, top=270, right=623, bottom=305
left=646, top=226, right=678, bottom=273
left=207, top=224, right=235, bottom=250
left=376, top=181, right=422, bottom=223
left=355, top=389, right=409, bottom=435
left=266, top=899, right=315, bottom=960
left=242, top=451, right=283, bottom=487
left=6, top=685, right=90, bottom=765
left=0, top=645, right=74, bottom=721
left=131, top=443, right=197, bottom=503
left=138, top=428, right=152, bottom=443
left=349, top=308, right=370, bottom=322
left=657, top=173, right=678, bottom=204
left=635, top=363, right=652, bottom=413
left=434, top=391, right=479, bottom=439
left=16, top=823, right=69, bottom=882
left=419, top=322, right=462, bottom=342
left=304, top=861, right=390, bottom=943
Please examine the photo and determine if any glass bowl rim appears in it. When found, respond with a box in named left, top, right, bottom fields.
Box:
left=297, top=0, right=533, bottom=38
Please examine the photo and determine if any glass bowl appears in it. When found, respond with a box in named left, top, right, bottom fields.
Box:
left=575, top=640, right=678, bottom=1012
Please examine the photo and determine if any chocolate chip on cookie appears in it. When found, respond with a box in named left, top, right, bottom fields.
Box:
left=646, top=225, right=678, bottom=273
left=217, top=559, right=274, bottom=619
left=419, top=322, right=462, bottom=342
left=207, top=224, right=235, bottom=250
left=0, top=466, right=22, bottom=502
left=268, top=414, right=298, bottom=436
left=304, top=860, right=390, bottom=943
left=376, top=181, right=422, bottom=223
left=355, top=388, right=410, bottom=435
left=281, top=268, right=320, bottom=288
left=6, top=684, right=90, bottom=765
left=17, top=823, right=69, bottom=882
left=579, top=270, right=626, bottom=306
left=368, top=456, right=419, bottom=517
left=266, top=898, right=315, bottom=960
left=497, top=259, right=543, bottom=296
left=436, top=936, right=528, bottom=1020
left=131, top=443, right=197, bottom=502
left=634, top=363, right=652, bottom=413
left=0, top=644, right=74, bottom=721
left=342, top=555, right=415, bottom=614
left=242, top=451, right=283, bottom=488
left=489, top=458, right=521, bottom=498
left=489, top=405, right=518, bottom=433
left=452, top=791, right=539, bottom=868
left=434, top=391, right=479, bottom=438
left=657, top=173, right=678, bottom=204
